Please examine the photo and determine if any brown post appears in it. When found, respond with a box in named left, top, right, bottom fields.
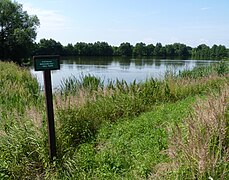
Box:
left=43, top=70, right=56, bottom=161
left=34, top=55, right=60, bottom=162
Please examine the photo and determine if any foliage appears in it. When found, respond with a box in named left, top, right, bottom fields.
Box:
left=192, top=44, right=228, bottom=59
left=0, top=0, right=40, bottom=64
left=33, top=38, right=229, bottom=59
left=0, top=116, right=50, bottom=179
left=34, top=40, right=114, bottom=56
left=116, top=42, right=133, bottom=56
left=0, top=61, right=228, bottom=179
left=34, top=38, right=63, bottom=56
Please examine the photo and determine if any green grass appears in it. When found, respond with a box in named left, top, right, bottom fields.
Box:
left=55, top=96, right=196, bottom=179
left=178, top=60, right=229, bottom=78
left=0, top=62, right=49, bottom=179
left=0, top=61, right=41, bottom=114
left=56, top=72, right=228, bottom=149
left=0, top=60, right=228, bottom=179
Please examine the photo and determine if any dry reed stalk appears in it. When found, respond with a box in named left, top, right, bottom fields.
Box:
left=25, top=107, right=43, bottom=129
left=0, top=130, right=6, bottom=137
left=55, top=87, right=114, bottom=110
left=54, top=89, right=90, bottom=110
left=153, top=86, right=229, bottom=179
left=171, top=74, right=228, bottom=89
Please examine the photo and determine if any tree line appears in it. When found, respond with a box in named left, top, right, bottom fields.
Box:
left=33, top=39, right=229, bottom=60
left=0, top=0, right=228, bottom=65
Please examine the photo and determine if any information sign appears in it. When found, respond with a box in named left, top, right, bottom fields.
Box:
left=34, top=55, right=60, bottom=71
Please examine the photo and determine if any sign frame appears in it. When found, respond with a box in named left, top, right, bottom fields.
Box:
left=34, top=55, right=60, bottom=71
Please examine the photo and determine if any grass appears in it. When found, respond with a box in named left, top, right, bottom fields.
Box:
left=0, top=61, right=41, bottom=114
left=56, top=69, right=229, bottom=149
left=56, top=96, right=196, bottom=179
left=0, top=61, right=49, bottom=179
left=153, top=88, right=229, bottom=179
left=0, top=60, right=228, bottom=179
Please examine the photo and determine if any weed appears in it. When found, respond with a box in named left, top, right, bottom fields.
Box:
left=156, top=88, right=229, bottom=179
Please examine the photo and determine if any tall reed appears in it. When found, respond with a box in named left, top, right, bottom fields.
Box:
left=56, top=71, right=229, bottom=150
left=155, top=88, right=229, bottom=179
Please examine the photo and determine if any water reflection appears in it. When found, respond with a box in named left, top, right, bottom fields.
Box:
left=30, top=57, right=218, bottom=90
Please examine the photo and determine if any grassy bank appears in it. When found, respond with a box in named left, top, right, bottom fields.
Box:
left=0, top=61, right=228, bottom=179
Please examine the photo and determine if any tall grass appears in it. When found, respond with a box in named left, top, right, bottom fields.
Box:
left=0, top=61, right=41, bottom=114
left=154, top=88, right=229, bottom=179
left=59, top=74, right=103, bottom=96
left=56, top=96, right=197, bottom=179
left=178, top=60, right=229, bottom=78
left=0, top=60, right=228, bottom=179
left=0, top=61, right=50, bottom=179
left=56, top=63, right=229, bottom=149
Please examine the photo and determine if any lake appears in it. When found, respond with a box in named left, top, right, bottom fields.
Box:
left=30, top=57, right=218, bottom=90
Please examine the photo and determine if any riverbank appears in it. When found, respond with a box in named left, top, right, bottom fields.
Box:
left=0, top=61, right=228, bottom=179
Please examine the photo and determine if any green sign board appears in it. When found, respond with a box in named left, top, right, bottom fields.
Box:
left=34, top=55, right=60, bottom=71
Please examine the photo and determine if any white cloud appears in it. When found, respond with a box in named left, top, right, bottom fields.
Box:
left=23, top=3, right=69, bottom=30
left=201, top=7, right=212, bottom=11
left=107, top=28, right=136, bottom=33
left=21, top=2, right=75, bottom=43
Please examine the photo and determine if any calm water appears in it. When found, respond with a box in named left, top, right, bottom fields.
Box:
left=30, top=57, right=218, bottom=90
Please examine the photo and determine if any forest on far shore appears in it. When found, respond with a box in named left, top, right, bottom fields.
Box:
left=33, top=39, right=229, bottom=60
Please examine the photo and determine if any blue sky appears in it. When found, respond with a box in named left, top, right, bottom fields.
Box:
left=17, top=0, right=229, bottom=47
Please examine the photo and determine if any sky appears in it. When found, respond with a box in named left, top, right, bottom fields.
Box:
left=17, top=0, right=229, bottom=47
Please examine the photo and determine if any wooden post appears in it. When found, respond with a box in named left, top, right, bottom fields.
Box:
left=43, top=70, right=56, bottom=161
left=33, top=55, right=60, bottom=162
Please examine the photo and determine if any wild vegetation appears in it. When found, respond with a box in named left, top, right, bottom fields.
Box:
left=34, top=39, right=229, bottom=60
left=0, top=60, right=228, bottom=179
left=157, top=89, right=229, bottom=179
left=1, top=1, right=228, bottom=179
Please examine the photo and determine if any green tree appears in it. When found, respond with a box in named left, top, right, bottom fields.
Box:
left=0, top=0, right=39, bottom=64
left=217, top=45, right=227, bottom=59
left=154, top=43, right=162, bottom=56
left=63, top=43, right=76, bottom=56
left=93, top=41, right=113, bottom=56
left=117, top=42, right=133, bottom=56
left=133, top=42, right=147, bottom=56
left=165, top=44, right=175, bottom=57
left=146, top=44, right=155, bottom=56
left=173, top=43, right=190, bottom=57
left=192, top=44, right=210, bottom=59
left=74, top=42, right=88, bottom=55
left=210, top=44, right=218, bottom=58
left=35, top=38, right=63, bottom=55
left=159, top=46, right=166, bottom=57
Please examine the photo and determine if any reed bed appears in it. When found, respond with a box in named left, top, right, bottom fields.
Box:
left=154, top=87, right=229, bottom=179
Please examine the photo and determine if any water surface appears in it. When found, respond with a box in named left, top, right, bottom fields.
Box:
left=30, top=57, right=218, bottom=90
